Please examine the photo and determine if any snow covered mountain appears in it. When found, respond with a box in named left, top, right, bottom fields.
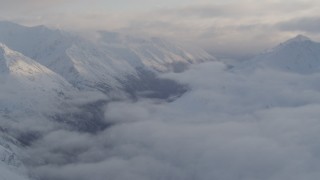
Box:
left=0, top=42, right=114, bottom=180
left=236, top=35, right=320, bottom=74
left=0, top=21, right=214, bottom=97
left=0, top=41, right=111, bottom=135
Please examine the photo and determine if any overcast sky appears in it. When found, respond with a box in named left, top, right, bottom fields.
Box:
left=1, top=0, right=320, bottom=58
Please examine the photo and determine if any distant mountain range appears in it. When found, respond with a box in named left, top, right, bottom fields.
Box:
left=0, top=21, right=320, bottom=180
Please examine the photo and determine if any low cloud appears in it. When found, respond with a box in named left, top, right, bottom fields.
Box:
left=24, top=61, right=320, bottom=180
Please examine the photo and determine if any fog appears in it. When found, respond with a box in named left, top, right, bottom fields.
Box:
left=22, top=61, right=320, bottom=180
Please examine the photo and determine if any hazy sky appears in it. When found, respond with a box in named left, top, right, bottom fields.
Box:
left=1, top=0, right=320, bottom=58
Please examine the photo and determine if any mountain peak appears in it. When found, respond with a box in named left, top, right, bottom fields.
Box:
left=284, top=34, right=312, bottom=45
left=292, top=34, right=310, bottom=41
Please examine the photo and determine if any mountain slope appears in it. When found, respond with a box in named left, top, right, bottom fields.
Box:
left=98, top=32, right=213, bottom=72
left=0, top=21, right=214, bottom=97
left=0, top=43, right=74, bottom=116
left=0, top=42, right=111, bottom=134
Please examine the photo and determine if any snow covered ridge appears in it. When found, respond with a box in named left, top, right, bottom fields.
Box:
left=98, top=31, right=213, bottom=72
left=0, top=21, right=214, bottom=96
left=0, top=42, right=76, bottom=114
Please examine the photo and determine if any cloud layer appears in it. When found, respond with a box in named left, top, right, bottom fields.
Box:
left=23, top=61, right=320, bottom=180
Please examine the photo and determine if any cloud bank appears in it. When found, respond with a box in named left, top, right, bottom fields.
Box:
left=23, top=61, right=320, bottom=180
